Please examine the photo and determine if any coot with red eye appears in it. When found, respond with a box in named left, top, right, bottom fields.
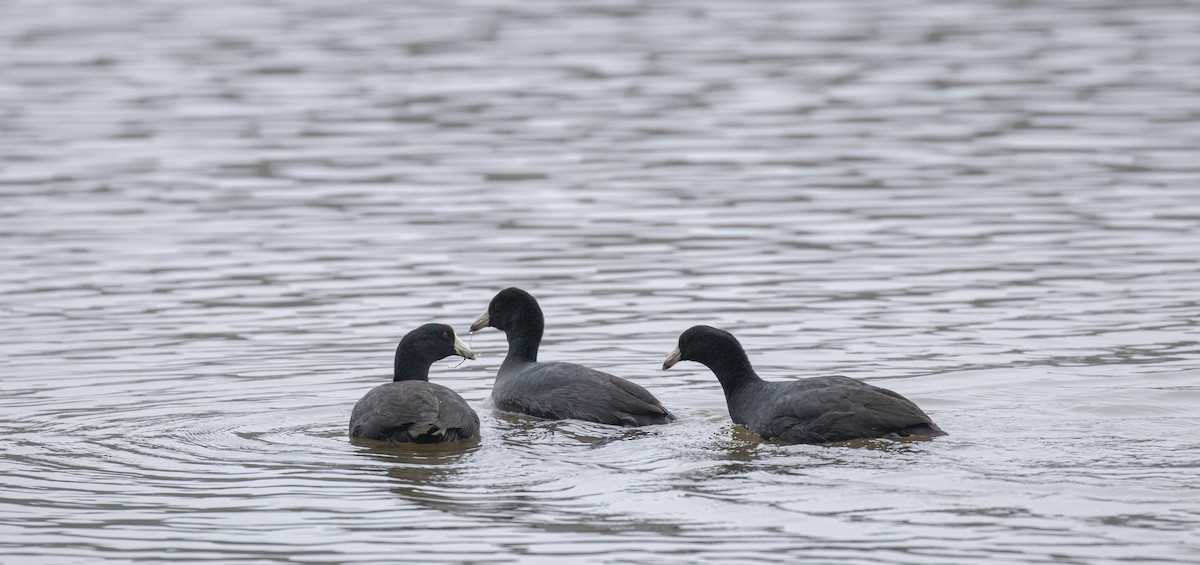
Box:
left=349, top=323, right=480, bottom=443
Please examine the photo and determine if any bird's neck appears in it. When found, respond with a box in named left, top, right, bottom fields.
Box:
left=707, top=353, right=762, bottom=399
left=503, top=320, right=542, bottom=364
left=393, top=348, right=432, bottom=382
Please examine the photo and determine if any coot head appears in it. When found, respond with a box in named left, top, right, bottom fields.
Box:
left=663, top=325, right=744, bottom=370
left=401, top=323, right=476, bottom=363
left=470, top=287, right=543, bottom=334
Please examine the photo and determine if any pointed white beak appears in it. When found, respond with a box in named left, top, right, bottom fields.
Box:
left=663, top=346, right=681, bottom=370
left=452, top=333, right=475, bottom=360
left=469, top=310, right=490, bottom=333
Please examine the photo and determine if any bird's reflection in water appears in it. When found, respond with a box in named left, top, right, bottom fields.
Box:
left=731, top=426, right=940, bottom=452
left=350, top=435, right=481, bottom=457
left=685, top=424, right=937, bottom=483
left=350, top=436, right=480, bottom=511
left=490, top=410, right=662, bottom=448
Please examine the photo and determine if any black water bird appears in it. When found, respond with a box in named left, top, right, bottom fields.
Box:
left=663, top=325, right=945, bottom=444
left=469, top=287, right=674, bottom=427
left=349, top=323, right=480, bottom=443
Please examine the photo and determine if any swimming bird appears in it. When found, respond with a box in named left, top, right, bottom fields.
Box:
left=349, top=323, right=480, bottom=443
left=663, top=325, right=945, bottom=444
left=469, top=287, right=674, bottom=427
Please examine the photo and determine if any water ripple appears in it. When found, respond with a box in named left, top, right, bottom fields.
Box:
left=3, top=0, right=1200, bottom=563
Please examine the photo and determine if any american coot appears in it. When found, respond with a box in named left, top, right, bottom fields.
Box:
left=470, top=287, right=674, bottom=427
left=663, top=325, right=946, bottom=444
left=349, top=323, right=480, bottom=443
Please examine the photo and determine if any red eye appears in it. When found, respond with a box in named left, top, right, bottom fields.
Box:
left=442, top=331, right=450, bottom=340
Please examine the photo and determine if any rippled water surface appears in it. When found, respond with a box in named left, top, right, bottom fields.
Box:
left=3, top=1, right=1200, bottom=563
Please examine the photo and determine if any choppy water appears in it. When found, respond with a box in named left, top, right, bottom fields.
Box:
left=3, top=0, right=1200, bottom=563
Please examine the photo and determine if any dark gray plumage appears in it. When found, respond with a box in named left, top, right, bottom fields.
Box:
left=470, top=287, right=674, bottom=427
left=664, top=325, right=946, bottom=444
left=349, top=323, right=480, bottom=444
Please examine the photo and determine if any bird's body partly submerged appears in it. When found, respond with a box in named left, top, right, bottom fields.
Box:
left=348, top=323, right=480, bottom=444
left=721, top=374, right=944, bottom=444
left=664, top=325, right=944, bottom=444
left=350, top=380, right=479, bottom=443
left=471, top=287, right=674, bottom=427
left=491, top=359, right=672, bottom=427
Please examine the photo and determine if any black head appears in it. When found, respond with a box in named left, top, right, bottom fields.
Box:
left=470, top=287, right=543, bottom=334
left=663, top=325, right=748, bottom=371
left=397, top=323, right=475, bottom=365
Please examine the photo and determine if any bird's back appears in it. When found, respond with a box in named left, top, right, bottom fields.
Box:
left=493, top=360, right=674, bottom=426
left=731, top=376, right=944, bottom=444
left=350, top=380, right=480, bottom=443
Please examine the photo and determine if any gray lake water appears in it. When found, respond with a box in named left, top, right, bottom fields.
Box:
left=3, top=1, right=1200, bottom=563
